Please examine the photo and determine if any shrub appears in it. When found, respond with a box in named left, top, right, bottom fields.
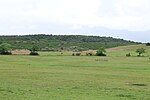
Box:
left=0, top=43, right=12, bottom=55
left=126, top=53, right=131, bottom=57
left=30, top=52, right=39, bottom=56
left=72, top=53, right=75, bottom=56
left=29, top=45, right=39, bottom=52
left=72, top=53, right=81, bottom=56
left=136, top=48, right=145, bottom=56
left=0, top=52, right=12, bottom=55
left=86, top=52, right=93, bottom=56
left=146, top=43, right=150, bottom=46
left=28, top=45, right=39, bottom=56
left=96, top=47, right=106, bottom=56
left=96, top=53, right=106, bottom=56
left=76, top=53, right=81, bottom=56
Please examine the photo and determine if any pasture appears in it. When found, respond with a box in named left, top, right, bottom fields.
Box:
left=0, top=45, right=150, bottom=100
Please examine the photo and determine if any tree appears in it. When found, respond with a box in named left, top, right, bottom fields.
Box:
left=96, top=47, right=106, bottom=56
left=136, top=48, right=145, bottom=56
left=146, top=43, right=150, bottom=46
left=29, top=45, right=39, bottom=55
left=29, top=45, right=39, bottom=52
left=0, top=43, right=12, bottom=55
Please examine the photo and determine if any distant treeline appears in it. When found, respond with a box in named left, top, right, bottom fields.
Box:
left=0, top=34, right=140, bottom=51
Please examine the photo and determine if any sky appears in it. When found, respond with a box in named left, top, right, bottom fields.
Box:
left=0, top=0, right=150, bottom=42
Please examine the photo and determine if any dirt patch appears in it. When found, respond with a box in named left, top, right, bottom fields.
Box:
left=106, top=47, right=133, bottom=52
left=12, top=49, right=31, bottom=55
left=82, top=50, right=96, bottom=55
left=71, top=50, right=96, bottom=56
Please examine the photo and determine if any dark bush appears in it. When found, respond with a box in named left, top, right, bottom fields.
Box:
left=146, top=43, right=150, bottom=46
left=0, top=43, right=12, bottom=55
left=72, top=53, right=75, bottom=56
left=30, top=52, right=39, bottom=56
left=0, top=52, right=12, bottom=55
left=96, top=47, right=107, bottom=56
left=96, top=53, right=106, bottom=56
left=76, top=53, right=81, bottom=56
left=126, top=53, right=131, bottom=57
left=136, top=48, right=145, bottom=56
left=86, top=52, right=93, bottom=56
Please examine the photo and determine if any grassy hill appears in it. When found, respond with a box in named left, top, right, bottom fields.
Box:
left=0, top=34, right=140, bottom=51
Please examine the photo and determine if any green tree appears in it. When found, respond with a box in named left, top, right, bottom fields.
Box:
left=0, top=43, right=12, bottom=55
left=136, top=48, right=145, bottom=56
left=29, top=45, right=39, bottom=55
left=146, top=43, right=150, bottom=46
left=29, top=45, right=39, bottom=53
left=96, top=47, right=106, bottom=56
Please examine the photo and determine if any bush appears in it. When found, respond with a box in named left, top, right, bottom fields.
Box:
left=76, top=53, right=81, bottom=56
left=126, top=53, right=131, bottom=57
left=86, top=52, right=93, bottom=56
left=72, top=53, right=81, bottom=56
left=96, top=47, right=106, bottom=56
left=146, top=43, right=150, bottom=46
left=0, top=52, right=12, bottom=55
left=136, top=48, right=145, bottom=56
left=30, top=52, right=39, bottom=56
left=0, top=43, right=12, bottom=55
left=72, top=53, right=75, bottom=56
left=96, top=53, right=106, bottom=56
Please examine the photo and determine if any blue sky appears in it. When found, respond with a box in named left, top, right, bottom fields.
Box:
left=0, top=0, right=150, bottom=42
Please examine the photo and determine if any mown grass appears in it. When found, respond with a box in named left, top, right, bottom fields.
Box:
left=0, top=45, right=150, bottom=100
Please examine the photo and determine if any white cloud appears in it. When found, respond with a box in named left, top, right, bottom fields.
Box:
left=0, top=0, right=150, bottom=41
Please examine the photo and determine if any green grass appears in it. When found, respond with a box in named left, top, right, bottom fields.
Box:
left=0, top=45, right=150, bottom=100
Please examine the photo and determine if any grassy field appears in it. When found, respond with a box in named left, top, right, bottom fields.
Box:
left=0, top=45, right=150, bottom=100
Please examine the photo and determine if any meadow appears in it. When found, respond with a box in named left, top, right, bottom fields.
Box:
left=0, top=45, right=150, bottom=100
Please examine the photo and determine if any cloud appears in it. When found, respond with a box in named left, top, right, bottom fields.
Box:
left=0, top=0, right=150, bottom=42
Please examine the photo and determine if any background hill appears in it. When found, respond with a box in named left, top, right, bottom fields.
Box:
left=0, top=34, right=140, bottom=51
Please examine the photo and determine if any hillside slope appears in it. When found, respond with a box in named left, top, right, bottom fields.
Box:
left=106, top=44, right=150, bottom=57
left=0, top=34, right=140, bottom=51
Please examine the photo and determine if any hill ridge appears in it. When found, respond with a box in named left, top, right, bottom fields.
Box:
left=0, top=34, right=140, bottom=50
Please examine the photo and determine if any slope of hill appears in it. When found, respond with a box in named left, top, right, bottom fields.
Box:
left=106, top=44, right=150, bottom=57
left=0, top=34, right=140, bottom=51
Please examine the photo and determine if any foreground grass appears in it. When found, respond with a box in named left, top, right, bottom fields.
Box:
left=1, top=44, right=150, bottom=100
left=0, top=54, right=150, bottom=100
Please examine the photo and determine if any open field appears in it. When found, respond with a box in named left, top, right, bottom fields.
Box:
left=0, top=45, right=150, bottom=100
